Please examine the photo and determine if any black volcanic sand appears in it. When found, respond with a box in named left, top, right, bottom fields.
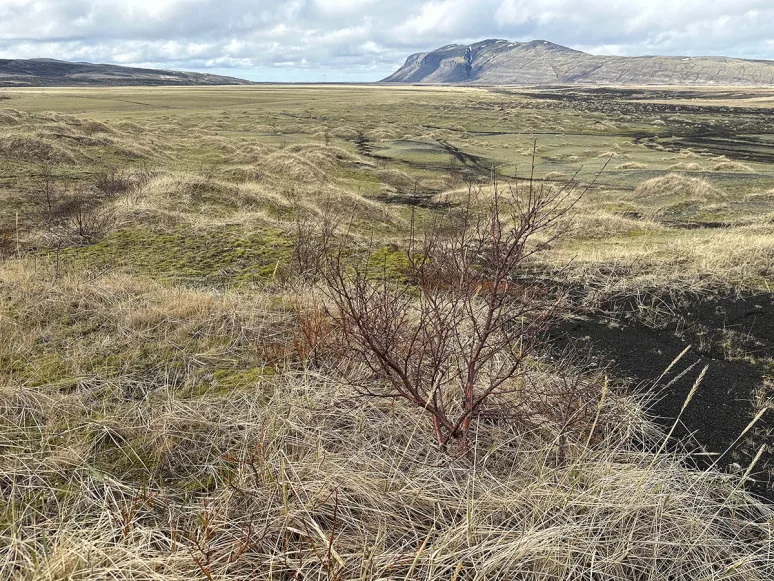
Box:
left=552, top=293, right=774, bottom=500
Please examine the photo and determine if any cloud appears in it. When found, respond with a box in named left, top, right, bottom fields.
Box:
left=0, top=0, right=773, bottom=81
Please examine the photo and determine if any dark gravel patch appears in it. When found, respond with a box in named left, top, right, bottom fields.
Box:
left=552, top=292, right=774, bottom=500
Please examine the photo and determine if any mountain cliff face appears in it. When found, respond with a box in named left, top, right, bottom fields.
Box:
left=0, top=59, right=253, bottom=87
left=382, top=40, right=774, bottom=86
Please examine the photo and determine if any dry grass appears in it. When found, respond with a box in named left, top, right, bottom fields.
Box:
left=0, top=110, right=168, bottom=165
left=0, top=265, right=283, bottom=391
left=668, top=162, right=702, bottom=171
left=549, top=224, right=774, bottom=300
left=569, top=211, right=665, bottom=240
left=615, top=162, right=648, bottom=170
left=0, top=132, right=80, bottom=164
left=257, top=150, right=331, bottom=185
left=1, top=265, right=772, bottom=580
left=0, top=108, right=26, bottom=125
left=712, top=160, right=755, bottom=173
left=119, top=168, right=325, bottom=226
left=1, top=374, right=772, bottom=580
left=432, top=180, right=565, bottom=207
left=2, top=111, right=405, bottom=240
left=366, top=126, right=401, bottom=141
left=377, top=168, right=418, bottom=190
left=2, top=87, right=774, bottom=580
left=631, top=174, right=726, bottom=202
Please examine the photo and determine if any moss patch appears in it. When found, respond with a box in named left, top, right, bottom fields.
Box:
left=62, top=225, right=292, bottom=287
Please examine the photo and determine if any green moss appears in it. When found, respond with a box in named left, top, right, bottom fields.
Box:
left=367, top=245, right=412, bottom=280
left=0, top=351, right=78, bottom=390
left=622, top=229, right=656, bottom=239
left=604, top=203, right=639, bottom=213
left=92, top=440, right=162, bottom=484
left=61, top=224, right=292, bottom=287
left=212, top=367, right=265, bottom=389
left=182, top=474, right=217, bottom=494
left=345, top=174, right=385, bottom=198
left=181, top=367, right=268, bottom=399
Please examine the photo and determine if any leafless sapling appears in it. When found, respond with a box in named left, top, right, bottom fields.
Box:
left=323, top=171, right=590, bottom=453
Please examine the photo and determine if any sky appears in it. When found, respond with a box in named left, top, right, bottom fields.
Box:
left=1, top=0, right=773, bottom=82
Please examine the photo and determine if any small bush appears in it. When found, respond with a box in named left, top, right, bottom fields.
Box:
left=57, top=190, right=116, bottom=242
left=323, top=177, right=582, bottom=452
left=93, top=168, right=137, bottom=198
left=288, top=201, right=342, bottom=282
left=28, top=164, right=118, bottom=244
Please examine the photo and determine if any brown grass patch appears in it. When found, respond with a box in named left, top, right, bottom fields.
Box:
left=257, top=151, right=331, bottom=185
left=632, top=174, right=726, bottom=202
left=712, top=161, right=755, bottom=173
left=668, top=163, right=702, bottom=171
left=0, top=132, right=79, bottom=163
left=570, top=211, right=665, bottom=240
left=377, top=168, right=417, bottom=190
left=616, top=162, right=648, bottom=170
left=0, top=108, right=26, bottom=125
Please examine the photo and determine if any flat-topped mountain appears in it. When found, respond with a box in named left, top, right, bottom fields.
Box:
left=382, top=39, right=774, bottom=86
left=0, top=58, right=253, bottom=87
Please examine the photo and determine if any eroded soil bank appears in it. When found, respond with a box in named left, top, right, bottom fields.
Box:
left=554, top=292, right=774, bottom=500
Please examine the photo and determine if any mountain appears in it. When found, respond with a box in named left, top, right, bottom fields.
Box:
left=382, top=39, right=774, bottom=86
left=0, top=59, right=254, bottom=87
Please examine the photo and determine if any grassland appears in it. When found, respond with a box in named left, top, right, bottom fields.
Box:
left=1, top=84, right=774, bottom=580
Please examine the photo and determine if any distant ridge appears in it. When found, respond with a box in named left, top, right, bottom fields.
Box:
left=0, top=59, right=254, bottom=87
left=382, top=39, right=774, bottom=86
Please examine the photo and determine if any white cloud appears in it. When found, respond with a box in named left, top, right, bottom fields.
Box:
left=0, top=0, right=772, bottom=81
left=313, top=0, right=380, bottom=17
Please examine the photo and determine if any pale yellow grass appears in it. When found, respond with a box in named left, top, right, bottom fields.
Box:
left=568, top=210, right=666, bottom=240
left=1, top=321, right=771, bottom=579
left=631, top=173, right=726, bottom=202
left=2, top=263, right=772, bottom=581
left=713, top=161, right=755, bottom=173
left=668, top=162, right=703, bottom=171
left=550, top=225, right=774, bottom=297
left=0, top=110, right=168, bottom=163
left=116, top=145, right=401, bottom=229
